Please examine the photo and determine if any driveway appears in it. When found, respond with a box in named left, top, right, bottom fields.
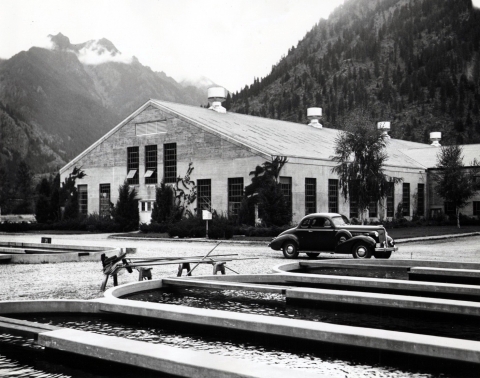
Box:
left=0, top=233, right=479, bottom=301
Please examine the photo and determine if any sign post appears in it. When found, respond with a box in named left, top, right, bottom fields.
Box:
left=202, top=210, right=212, bottom=238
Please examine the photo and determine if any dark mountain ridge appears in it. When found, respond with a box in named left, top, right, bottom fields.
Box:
left=229, top=0, right=480, bottom=146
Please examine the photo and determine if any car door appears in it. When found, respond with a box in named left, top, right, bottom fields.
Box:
left=302, top=217, right=324, bottom=251
left=308, top=216, right=336, bottom=251
left=293, top=218, right=311, bottom=250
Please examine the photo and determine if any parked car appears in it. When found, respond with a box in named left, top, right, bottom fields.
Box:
left=268, top=213, right=397, bottom=259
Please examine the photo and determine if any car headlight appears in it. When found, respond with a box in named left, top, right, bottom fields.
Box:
left=373, top=231, right=379, bottom=238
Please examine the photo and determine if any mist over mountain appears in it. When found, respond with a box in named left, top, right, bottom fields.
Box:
left=229, top=0, right=480, bottom=146
left=0, top=33, right=212, bottom=173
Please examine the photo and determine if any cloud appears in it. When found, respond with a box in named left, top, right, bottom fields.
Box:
left=76, top=40, right=133, bottom=65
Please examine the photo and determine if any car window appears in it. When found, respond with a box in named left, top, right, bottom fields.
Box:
left=299, top=219, right=310, bottom=228
left=331, top=216, right=347, bottom=226
left=324, top=219, right=332, bottom=227
left=310, top=217, right=326, bottom=229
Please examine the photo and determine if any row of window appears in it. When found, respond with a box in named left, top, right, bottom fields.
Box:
left=127, top=143, right=177, bottom=185
left=77, top=179, right=432, bottom=219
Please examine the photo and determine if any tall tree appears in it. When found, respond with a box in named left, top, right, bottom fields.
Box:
left=331, top=111, right=403, bottom=223
left=151, top=179, right=176, bottom=224
left=15, top=161, right=33, bottom=213
left=112, top=181, right=139, bottom=231
left=434, top=145, right=480, bottom=228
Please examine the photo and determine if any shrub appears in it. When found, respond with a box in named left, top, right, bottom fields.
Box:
left=111, top=181, right=139, bottom=231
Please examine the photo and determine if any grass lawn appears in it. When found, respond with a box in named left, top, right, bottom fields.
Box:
left=385, top=224, right=480, bottom=239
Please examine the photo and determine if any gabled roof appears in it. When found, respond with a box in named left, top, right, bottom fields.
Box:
left=61, top=99, right=432, bottom=173
left=150, top=100, right=429, bottom=169
left=401, top=144, right=480, bottom=169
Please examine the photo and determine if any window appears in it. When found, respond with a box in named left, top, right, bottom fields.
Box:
left=127, top=147, right=139, bottom=185
left=99, top=184, right=110, bottom=217
left=402, top=183, right=410, bottom=216
left=444, top=202, right=455, bottom=216
left=474, top=202, right=480, bottom=216
left=141, top=201, right=153, bottom=212
left=475, top=176, right=480, bottom=190
left=135, top=120, right=167, bottom=136
left=386, top=182, right=394, bottom=218
left=78, top=185, right=88, bottom=215
left=228, top=178, right=243, bottom=217
left=279, top=177, right=292, bottom=213
left=145, top=145, right=158, bottom=185
left=349, top=180, right=359, bottom=218
left=369, top=201, right=377, bottom=218
left=164, top=143, right=177, bottom=183
left=197, top=179, right=212, bottom=211
left=310, top=217, right=328, bottom=229
left=328, top=179, right=338, bottom=213
left=417, top=183, right=425, bottom=217
left=305, top=178, right=316, bottom=215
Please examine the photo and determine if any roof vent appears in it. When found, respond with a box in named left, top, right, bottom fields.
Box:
left=307, top=107, right=322, bottom=128
left=377, top=121, right=391, bottom=139
left=208, top=87, right=227, bottom=113
left=430, top=132, right=441, bottom=147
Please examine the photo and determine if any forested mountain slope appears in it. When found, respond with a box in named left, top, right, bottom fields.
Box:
left=229, top=0, right=480, bottom=145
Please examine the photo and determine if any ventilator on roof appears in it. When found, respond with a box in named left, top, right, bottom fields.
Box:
left=377, top=121, right=391, bottom=139
left=208, top=87, right=227, bottom=113
left=430, top=132, right=441, bottom=147
left=307, top=107, right=322, bottom=128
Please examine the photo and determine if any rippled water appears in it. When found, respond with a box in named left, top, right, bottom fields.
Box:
left=126, top=288, right=480, bottom=341
left=10, top=314, right=477, bottom=378
left=0, top=331, right=173, bottom=378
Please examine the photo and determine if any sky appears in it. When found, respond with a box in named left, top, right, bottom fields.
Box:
left=3, top=1, right=480, bottom=92
left=1, top=0, right=347, bottom=92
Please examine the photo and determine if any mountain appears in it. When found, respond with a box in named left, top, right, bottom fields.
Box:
left=0, top=33, right=213, bottom=173
left=229, top=0, right=480, bottom=146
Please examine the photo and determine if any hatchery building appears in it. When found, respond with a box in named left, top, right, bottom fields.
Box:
left=60, top=92, right=479, bottom=224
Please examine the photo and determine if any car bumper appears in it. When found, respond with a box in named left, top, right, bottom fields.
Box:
left=374, top=246, right=398, bottom=252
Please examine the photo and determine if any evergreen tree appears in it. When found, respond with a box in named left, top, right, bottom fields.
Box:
left=14, top=161, right=33, bottom=213
left=112, top=181, right=140, bottom=231
left=151, top=179, right=175, bottom=223
left=434, top=145, right=480, bottom=228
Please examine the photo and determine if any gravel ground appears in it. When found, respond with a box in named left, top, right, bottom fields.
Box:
left=1, top=233, right=480, bottom=302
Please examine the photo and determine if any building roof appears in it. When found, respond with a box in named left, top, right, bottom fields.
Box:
left=61, top=99, right=435, bottom=173
left=150, top=100, right=430, bottom=169
left=400, top=144, right=480, bottom=169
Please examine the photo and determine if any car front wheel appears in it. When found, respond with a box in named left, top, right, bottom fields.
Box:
left=283, top=242, right=299, bottom=259
left=352, top=242, right=372, bottom=259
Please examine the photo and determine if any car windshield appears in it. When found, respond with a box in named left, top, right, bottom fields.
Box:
left=331, top=216, right=347, bottom=226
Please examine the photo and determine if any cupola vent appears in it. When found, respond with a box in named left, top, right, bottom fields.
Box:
left=377, top=121, right=391, bottom=139
left=208, top=87, right=227, bottom=113
left=430, top=132, right=441, bottom=147
left=307, top=107, right=322, bottom=128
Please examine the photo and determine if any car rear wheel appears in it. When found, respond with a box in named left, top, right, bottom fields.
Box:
left=282, top=242, right=299, bottom=259
left=374, top=251, right=392, bottom=259
left=306, top=252, right=320, bottom=258
left=352, top=242, right=372, bottom=259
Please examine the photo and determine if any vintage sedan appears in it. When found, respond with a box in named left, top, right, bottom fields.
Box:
left=268, top=213, right=397, bottom=259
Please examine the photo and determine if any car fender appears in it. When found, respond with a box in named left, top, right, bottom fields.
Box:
left=268, top=234, right=299, bottom=251
left=335, top=235, right=376, bottom=254
left=335, top=229, right=353, bottom=243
